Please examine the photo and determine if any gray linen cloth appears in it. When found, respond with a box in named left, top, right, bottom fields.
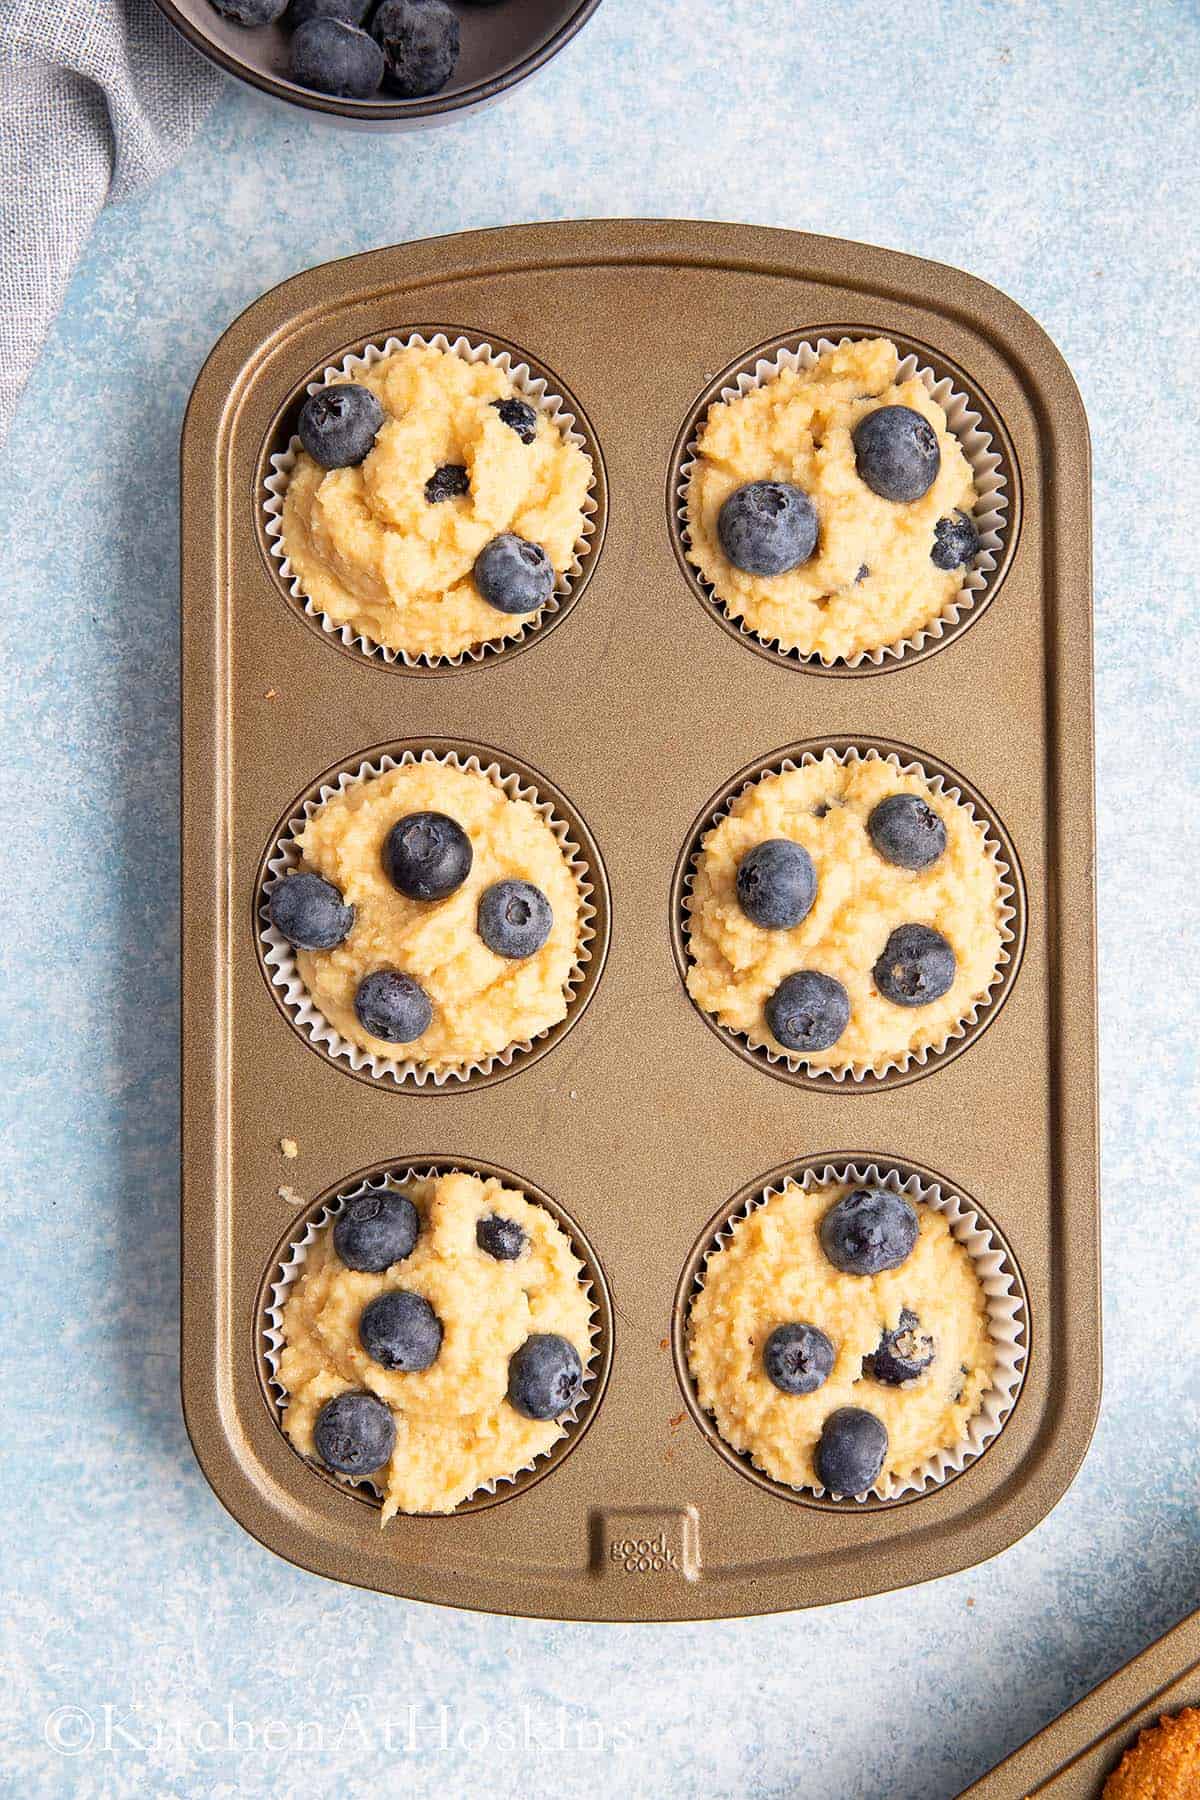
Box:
left=0, top=0, right=223, bottom=441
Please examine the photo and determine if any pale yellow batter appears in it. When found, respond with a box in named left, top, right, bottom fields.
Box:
left=291, top=761, right=583, bottom=1071
left=685, top=337, right=979, bottom=661
left=277, top=1171, right=594, bottom=1518
left=279, top=344, right=593, bottom=660
left=685, top=755, right=1004, bottom=1073
left=687, top=1180, right=995, bottom=1493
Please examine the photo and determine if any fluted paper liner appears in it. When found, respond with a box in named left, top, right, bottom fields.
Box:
left=680, top=744, right=1019, bottom=1082
left=259, top=746, right=598, bottom=1088
left=676, top=333, right=1010, bottom=668
left=263, top=330, right=599, bottom=668
left=263, top=1166, right=602, bottom=1515
left=686, top=1160, right=1027, bottom=1502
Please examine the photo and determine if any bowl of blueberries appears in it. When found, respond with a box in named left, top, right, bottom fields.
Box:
left=155, top=0, right=602, bottom=125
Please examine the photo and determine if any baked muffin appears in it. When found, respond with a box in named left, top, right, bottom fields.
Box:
left=276, top=1171, right=594, bottom=1518
left=1103, top=1710, right=1200, bottom=1799
left=684, top=752, right=1006, bottom=1075
left=685, top=336, right=982, bottom=662
left=278, top=342, right=592, bottom=660
left=267, top=759, right=584, bottom=1074
left=687, top=1179, right=996, bottom=1496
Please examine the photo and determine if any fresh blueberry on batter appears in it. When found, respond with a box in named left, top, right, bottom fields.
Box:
left=815, top=1406, right=888, bottom=1494
left=333, top=1190, right=420, bottom=1272
left=867, top=793, right=947, bottom=871
left=312, top=1390, right=396, bottom=1475
left=289, top=17, right=384, bottom=96
left=268, top=871, right=354, bottom=951
left=717, top=481, right=819, bottom=576
left=298, top=383, right=384, bottom=468
left=931, top=509, right=981, bottom=571
left=424, top=463, right=470, bottom=503
left=873, top=923, right=957, bottom=1006
left=735, top=838, right=816, bottom=929
left=820, top=1187, right=919, bottom=1276
left=864, top=1308, right=936, bottom=1385
left=853, top=405, right=941, bottom=502
left=474, top=533, right=555, bottom=614
left=476, top=1214, right=528, bottom=1260
left=359, top=1290, right=443, bottom=1372
left=208, top=0, right=286, bottom=22
left=491, top=397, right=538, bottom=444
left=353, top=969, right=433, bottom=1043
left=763, top=1322, right=835, bottom=1395
left=507, top=1334, right=584, bottom=1420
left=477, top=880, right=554, bottom=959
left=372, top=0, right=459, bottom=96
left=765, top=970, right=850, bottom=1054
left=383, top=810, right=473, bottom=900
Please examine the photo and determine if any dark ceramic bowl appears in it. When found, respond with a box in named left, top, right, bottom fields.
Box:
left=153, top=0, right=602, bottom=128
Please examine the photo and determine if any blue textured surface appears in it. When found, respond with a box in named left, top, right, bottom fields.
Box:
left=2, top=1, right=1199, bottom=1793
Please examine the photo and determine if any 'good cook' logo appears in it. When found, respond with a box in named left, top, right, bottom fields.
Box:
left=608, top=1531, right=679, bottom=1574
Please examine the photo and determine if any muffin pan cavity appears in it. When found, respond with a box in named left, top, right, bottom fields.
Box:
left=182, top=221, right=1096, bottom=1620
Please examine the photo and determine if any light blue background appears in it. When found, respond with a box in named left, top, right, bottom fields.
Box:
left=3, top=1, right=1198, bottom=1794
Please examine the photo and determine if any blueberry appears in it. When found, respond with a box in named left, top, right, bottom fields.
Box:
left=873, top=923, right=956, bottom=1006
left=476, top=1214, right=527, bottom=1260
left=491, top=397, right=538, bottom=444
left=286, top=0, right=369, bottom=25
left=268, top=871, right=354, bottom=951
left=815, top=1407, right=888, bottom=1495
left=312, top=1391, right=395, bottom=1475
left=474, top=533, right=555, bottom=615
left=765, top=971, right=850, bottom=1054
left=853, top=405, right=941, bottom=502
left=383, top=811, right=472, bottom=901
left=716, top=481, right=819, bottom=576
left=864, top=1308, right=936, bottom=1385
left=477, top=880, right=553, bottom=959
left=208, top=0, right=287, bottom=23
left=867, top=793, right=947, bottom=871
left=298, top=383, right=383, bottom=468
left=333, top=1190, right=419, bottom=1272
left=507, top=1334, right=584, bottom=1420
left=735, top=839, right=816, bottom=929
left=424, top=463, right=469, bottom=503
left=372, top=0, right=459, bottom=97
left=819, top=1187, right=919, bottom=1276
left=932, top=509, right=981, bottom=571
left=359, top=1290, right=443, bottom=1371
left=353, top=970, right=433, bottom=1043
left=289, top=15, right=384, bottom=92
left=763, top=1322, right=835, bottom=1395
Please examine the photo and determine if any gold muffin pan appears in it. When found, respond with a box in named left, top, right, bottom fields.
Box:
left=181, top=220, right=1097, bottom=1620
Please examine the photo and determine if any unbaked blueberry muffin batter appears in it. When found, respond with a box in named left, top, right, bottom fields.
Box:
left=685, top=337, right=980, bottom=661
left=267, top=760, right=584, bottom=1073
left=687, top=1179, right=995, bottom=1495
left=279, top=343, right=592, bottom=660
left=277, top=1171, right=594, bottom=1518
left=684, top=754, right=1004, bottom=1074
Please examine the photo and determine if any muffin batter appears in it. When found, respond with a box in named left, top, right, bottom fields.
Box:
left=289, top=760, right=583, bottom=1071
left=277, top=1171, right=594, bottom=1518
left=687, top=1180, right=995, bottom=1493
left=279, top=343, right=592, bottom=659
left=685, top=337, right=979, bottom=661
left=685, top=754, right=1004, bottom=1073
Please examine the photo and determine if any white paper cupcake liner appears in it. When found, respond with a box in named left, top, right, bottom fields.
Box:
left=676, top=333, right=1011, bottom=669
left=259, top=746, right=598, bottom=1088
left=263, top=1166, right=602, bottom=1515
left=686, top=1160, right=1027, bottom=1503
left=680, top=743, right=1019, bottom=1083
left=263, top=331, right=600, bottom=669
